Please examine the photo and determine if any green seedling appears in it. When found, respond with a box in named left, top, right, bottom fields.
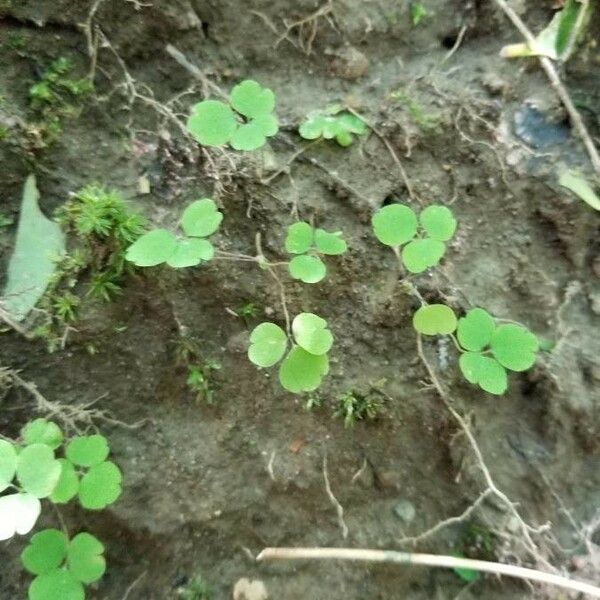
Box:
left=410, top=2, right=427, bottom=26
left=0, top=212, right=13, bottom=228
left=500, top=0, right=590, bottom=61
left=126, top=199, right=222, bottom=268
left=177, top=575, right=212, bottom=600
left=285, top=221, right=347, bottom=284
left=390, top=91, right=440, bottom=131
left=0, top=419, right=121, bottom=599
left=236, top=302, right=259, bottom=322
left=299, top=104, right=367, bottom=147
left=248, top=313, right=333, bottom=393
left=187, top=361, right=221, bottom=404
left=372, top=203, right=456, bottom=273
left=559, top=169, right=600, bottom=211
left=413, top=304, right=540, bottom=395
left=187, top=80, right=278, bottom=151
left=335, top=390, right=384, bottom=428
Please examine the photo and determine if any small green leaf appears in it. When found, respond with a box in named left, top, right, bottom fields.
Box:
left=292, top=313, right=333, bottom=355
left=248, top=322, right=288, bottom=368
left=230, top=121, right=267, bottom=151
left=335, top=113, right=368, bottom=135
left=252, top=113, right=279, bottom=137
left=279, top=347, right=329, bottom=393
left=288, top=255, right=326, bottom=283
left=0, top=439, right=17, bottom=492
left=412, top=304, right=457, bottom=335
left=29, top=569, right=84, bottom=600
left=559, top=170, right=600, bottom=211
left=410, top=2, right=428, bottom=26
left=401, top=238, right=445, bottom=273
left=555, top=0, right=583, bottom=57
left=125, top=229, right=177, bottom=267
left=21, top=529, right=68, bottom=575
left=299, top=113, right=328, bottom=140
left=187, top=100, right=237, bottom=147
left=16, top=444, right=61, bottom=498
left=490, top=324, right=539, bottom=372
left=285, top=222, right=313, bottom=254
left=457, top=308, right=495, bottom=352
left=372, top=204, right=418, bottom=247
left=49, top=459, right=79, bottom=504
left=21, top=419, right=63, bottom=450
left=453, top=565, right=480, bottom=583
left=78, top=461, right=122, bottom=510
left=419, top=205, right=457, bottom=241
left=230, top=80, right=275, bottom=117
left=180, top=199, right=223, bottom=237
left=68, top=532, right=106, bottom=584
left=298, top=110, right=366, bottom=146
left=459, top=352, right=508, bottom=395
left=66, top=435, right=109, bottom=468
left=167, top=238, right=214, bottom=268
left=314, top=229, right=347, bottom=255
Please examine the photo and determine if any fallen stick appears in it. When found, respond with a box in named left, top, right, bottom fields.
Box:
left=256, top=547, right=600, bottom=597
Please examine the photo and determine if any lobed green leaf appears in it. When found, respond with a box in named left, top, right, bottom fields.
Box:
left=372, top=204, right=417, bottom=247
left=285, top=222, right=313, bottom=254
left=66, top=435, right=109, bottom=468
left=314, top=229, right=347, bottom=255
left=490, top=324, right=539, bottom=372
left=412, top=304, right=457, bottom=336
left=49, top=459, right=79, bottom=504
left=16, top=444, right=62, bottom=499
left=21, top=419, right=63, bottom=450
left=67, top=532, right=106, bottom=584
left=230, top=80, right=275, bottom=118
left=78, top=461, right=122, bottom=510
left=248, top=323, right=288, bottom=368
left=186, top=100, right=237, bottom=147
left=288, top=255, right=326, bottom=283
left=292, top=313, right=333, bottom=355
left=125, top=229, right=177, bottom=267
left=457, top=308, right=495, bottom=352
left=401, top=238, right=445, bottom=273
left=181, top=199, right=223, bottom=238
left=278, top=347, right=329, bottom=393
left=419, top=205, right=457, bottom=241
left=459, top=352, right=508, bottom=395
left=21, top=529, right=67, bottom=576
left=29, top=569, right=84, bottom=600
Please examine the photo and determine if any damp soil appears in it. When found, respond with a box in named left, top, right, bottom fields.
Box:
left=1, top=1, right=600, bottom=599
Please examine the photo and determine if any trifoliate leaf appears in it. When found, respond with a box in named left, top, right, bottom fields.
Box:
left=298, top=110, right=366, bottom=146
left=78, top=461, right=122, bottom=510
left=248, top=323, right=288, bottom=368
left=413, top=304, right=457, bottom=335
left=49, top=459, right=79, bottom=504
left=230, top=80, right=275, bottom=117
left=314, top=229, right=347, bottom=255
left=21, top=529, right=68, bottom=575
left=335, top=113, right=368, bottom=135
left=419, top=205, right=457, bottom=241
left=125, top=229, right=177, bottom=267
left=372, top=204, right=418, bottom=247
left=459, top=352, right=508, bottom=395
left=457, top=308, right=495, bottom=352
left=230, top=121, right=267, bottom=151
left=68, top=532, right=106, bottom=584
left=167, top=238, right=214, bottom=268
left=292, top=313, right=333, bottom=355
left=401, top=238, right=445, bottom=273
left=2, top=175, right=65, bottom=321
left=288, top=255, right=326, bottom=283
left=29, top=569, right=84, bottom=600
left=490, top=324, right=539, bottom=372
left=278, top=347, right=329, bottom=393
left=21, top=419, right=63, bottom=450
left=16, top=444, right=61, bottom=498
left=285, top=222, right=313, bottom=254
left=181, top=199, right=223, bottom=237
left=0, top=439, right=17, bottom=492
left=0, top=493, right=41, bottom=540
left=187, top=100, right=237, bottom=147
left=66, top=435, right=109, bottom=468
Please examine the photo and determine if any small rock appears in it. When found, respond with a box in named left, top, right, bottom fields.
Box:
left=393, top=499, right=416, bottom=524
left=329, top=46, right=369, bottom=80
left=233, top=578, right=268, bottom=600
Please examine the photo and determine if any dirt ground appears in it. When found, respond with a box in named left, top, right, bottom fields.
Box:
left=1, top=0, right=600, bottom=598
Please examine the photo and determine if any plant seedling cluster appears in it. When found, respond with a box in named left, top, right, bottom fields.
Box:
left=248, top=313, right=333, bottom=393
left=126, top=199, right=222, bottom=268
left=187, top=80, right=278, bottom=151
left=285, top=221, right=347, bottom=283
left=0, top=418, right=121, bottom=599
left=413, top=304, right=540, bottom=394
left=372, top=203, right=457, bottom=273
left=299, top=104, right=367, bottom=147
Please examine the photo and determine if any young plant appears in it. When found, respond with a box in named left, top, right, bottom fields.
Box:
left=285, top=221, right=347, bottom=284
left=248, top=313, right=333, bottom=393
left=299, top=104, right=367, bottom=147
left=412, top=304, right=540, bottom=395
left=126, top=199, right=222, bottom=268
left=335, top=389, right=384, bottom=428
left=372, top=203, right=456, bottom=273
left=187, top=361, right=221, bottom=404
left=187, top=80, right=278, bottom=151
left=0, top=419, right=122, bottom=599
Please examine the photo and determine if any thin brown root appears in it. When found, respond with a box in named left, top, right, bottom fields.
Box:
left=323, top=453, right=348, bottom=539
